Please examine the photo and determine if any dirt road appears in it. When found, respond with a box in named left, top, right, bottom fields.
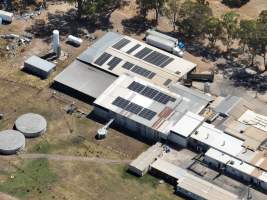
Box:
left=1, top=154, right=132, bottom=165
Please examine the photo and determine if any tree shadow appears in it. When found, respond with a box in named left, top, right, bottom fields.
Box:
left=25, top=8, right=114, bottom=41
left=185, top=40, right=223, bottom=62
left=121, top=15, right=155, bottom=35
left=230, top=68, right=267, bottom=93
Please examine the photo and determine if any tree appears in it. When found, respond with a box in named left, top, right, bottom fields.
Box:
left=178, top=0, right=212, bottom=38
left=165, top=0, right=181, bottom=31
left=221, top=11, right=239, bottom=53
left=257, top=10, right=267, bottom=70
left=136, top=0, right=165, bottom=23
left=205, top=17, right=223, bottom=47
left=66, top=0, right=121, bottom=19
left=239, top=19, right=260, bottom=66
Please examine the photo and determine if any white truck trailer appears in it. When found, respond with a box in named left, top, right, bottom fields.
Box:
left=0, top=10, right=13, bottom=23
left=146, top=33, right=184, bottom=57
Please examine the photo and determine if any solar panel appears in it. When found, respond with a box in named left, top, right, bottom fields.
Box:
left=141, top=87, right=159, bottom=99
left=159, top=57, right=174, bottom=68
left=128, top=81, right=145, bottom=93
left=112, top=38, right=131, bottom=50
left=94, top=53, right=112, bottom=66
left=153, top=92, right=172, bottom=104
left=122, top=62, right=134, bottom=70
left=126, top=44, right=141, bottom=54
left=134, top=47, right=153, bottom=59
left=138, top=108, right=157, bottom=120
left=107, top=57, right=122, bottom=70
left=112, top=97, right=130, bottom=109
left=131, top=66, right=151, bottom=77
left=147, top=72, right=156, bottom=79
left=125, top=103, right=143, bottom=114
left=143, top=51, right=174, bottom=68
left=163, top=79, right=172, bottom=86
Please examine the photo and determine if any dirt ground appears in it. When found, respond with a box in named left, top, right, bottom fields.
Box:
left=207, top=0, right=267, bottom=18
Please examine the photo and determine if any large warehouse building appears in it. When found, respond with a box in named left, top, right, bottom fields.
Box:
left=54, top=32, right=197, bottom=101
left=93, top=74, right=212, bottom=141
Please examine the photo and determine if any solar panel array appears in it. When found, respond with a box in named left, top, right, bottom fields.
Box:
left=112, top=97, right=157, bottom=120
left=94, top=53, right=112, bottom=66
left=121, top=62, right=156, bottom=79
left=122, top=62, right=134, bottom=70
left=107, top=57, right=122, bottom=70
left=134, top=47, right=153, bottom=59
left=126, top=44, right=141, bottom=54
left=139, top=108, right=157, bottom=120
left=133, top=47, right=174, bottom=68
left=112, top=38, right=131, bottom=50
left=127, top=81, right=176, bottom=104
left=143, top=51, right=174, bottom=68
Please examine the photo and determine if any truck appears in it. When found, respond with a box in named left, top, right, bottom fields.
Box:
left=145, top=29, right=184, bottom=57
left=0, top=10, right=14, bottom=23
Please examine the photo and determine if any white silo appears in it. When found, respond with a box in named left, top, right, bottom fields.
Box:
left=52, top=30, right=61, bottom=57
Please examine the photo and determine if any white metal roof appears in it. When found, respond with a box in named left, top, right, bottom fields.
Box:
left=177, top=173, right=239, bottom=200
left=190, top=123, right=244, bottom=156
left=205, top=148, right=255, bottom=175
left=170, top=111, right=205, bottom=138
left=238, top=109, right=267, bottom=132
left=78, top=32, right=196, bottom=88
left=94, top=74, right=210, bottom=137
left=129, top=142, right=163, bottom=172
left=150, top=158, right=187, bottom=180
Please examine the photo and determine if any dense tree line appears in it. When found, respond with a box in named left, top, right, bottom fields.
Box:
left=136, top=0, right=267, bottom=71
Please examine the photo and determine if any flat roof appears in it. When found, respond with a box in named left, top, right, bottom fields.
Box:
left=78, top=32, right=196, bottom=88
left=238, top=110, right=267, bottom=132
left=54, top=60, right=117, bottom=99
left=205, top=148, right=267, bottom=183
left=177, top=173, right=239, bottom=200
left=93, top=75, right=210, bottom=137
left=190, top=123, right=244, bottom=156
left=129, top=142, right=163, bottom=172
left=214, top=96, right=241, bottom=116
left=170, top=111, right=205, bottom=138
left=25, top=55, right=56, bottom=72
left=150, top=158, right=187, bottom=180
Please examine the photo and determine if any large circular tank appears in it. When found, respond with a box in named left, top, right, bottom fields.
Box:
left=15, top=113, right=47, bottom=138
left=0, top=130, right=25, bottom=155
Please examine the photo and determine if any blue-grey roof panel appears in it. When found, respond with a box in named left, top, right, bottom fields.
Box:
left=78, top=32, right=123, bottom=64
left=25, top=55, right=56, bottom=72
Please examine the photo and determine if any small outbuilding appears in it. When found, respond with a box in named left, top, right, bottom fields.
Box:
left=23, top=55, right=56, bottom=79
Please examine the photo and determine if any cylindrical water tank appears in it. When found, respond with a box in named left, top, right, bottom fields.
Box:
left=67, top=35, right=83, bottom=46
left=0, top=130, right=25, bottom=155
left=15, top=113, right=47, bottom=138
left=52, top=30, right=60, bottom=54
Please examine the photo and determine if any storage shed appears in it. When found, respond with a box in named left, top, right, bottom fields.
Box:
left=24, top=56, right=56, bottom=79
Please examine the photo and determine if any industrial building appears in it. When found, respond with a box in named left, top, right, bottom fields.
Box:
left=92, top=74, right=267, bottom=192
left=93, top=74, right=212, bottom=141
left=77, top=32, right=196, bottom=88
left=52, top=31, right=267, bottom=198
left=54, top=60, right=116, bottom=100
left=24, top=55, right=56, bottom=79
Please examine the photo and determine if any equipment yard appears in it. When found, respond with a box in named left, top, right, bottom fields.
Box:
left=0, top=0, right=267, bottom=200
